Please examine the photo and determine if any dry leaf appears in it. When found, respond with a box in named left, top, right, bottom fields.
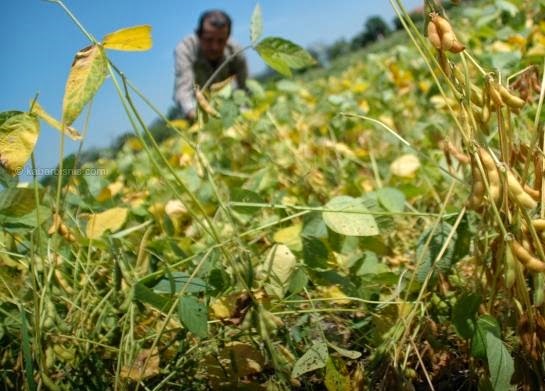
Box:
left=203, top=342, right=264, bottom=387
left=119, top=348, right=160, bottom=382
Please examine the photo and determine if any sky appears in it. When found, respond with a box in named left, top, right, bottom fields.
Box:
left=0, top=0, right=422, bottom=180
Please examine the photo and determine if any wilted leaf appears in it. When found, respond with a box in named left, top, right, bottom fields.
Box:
left=486, top=333, right=514, bottom=391
left=62, top=45, right=107, bottom=126
left=85, top=207, right=128, bottom=239
left=323, top=196, right=379, bottom=236
left=0, top=112, right=39, bottom=175
left=390, top=154, right=420, bottom=178
left=256, top=37, right=316, bottom=77
left=102, top=25, right=152, bottom=51
left=120, top=348, right=160, bottom=382
left=30, top=101, right=82, bottom=140
left=179, top=295, right=207, bottom=338
left=292, top=340, right=329, bottom=378
left=327, top=342, right=361, bottom=360
left=250, top=4, right=263, bottom=44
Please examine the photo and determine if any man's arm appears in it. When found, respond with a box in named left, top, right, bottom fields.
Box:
left=173, top=38, right=197, bottom=120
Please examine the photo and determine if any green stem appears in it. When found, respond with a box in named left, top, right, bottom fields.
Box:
left=202, top=45, right=252, bottom=91
left=45, top=0, right=96, bottom=43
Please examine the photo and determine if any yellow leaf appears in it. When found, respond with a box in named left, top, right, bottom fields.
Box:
left=168, top=119, right=188, bottom=130
left=30, top=101, right=82, bottom=140
left=102, top=25, right=152, bottom=51
left=319, top=285, right=350, bottom=305
left=124, top=136, right=143, bottom=151
left=210, top=297, right=233, bottom=319
left=96, top=181, right=124, bottom=202
left=262, top=244, right=296, bottom=298
left=390, top=154, right=421, bottom=178
left=273, top=223, right=302, bottom=251
left=86, top=207, right=128, bottom=239
left=165, top=199, right=187, bottom=219
left=63, top=45, right=107, bottom=126
left=0, top=112, right=39, bottom=175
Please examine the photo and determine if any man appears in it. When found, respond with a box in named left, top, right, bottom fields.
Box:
left=173, top=10, right=248, bottom=121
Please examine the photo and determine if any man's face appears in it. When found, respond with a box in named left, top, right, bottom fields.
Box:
left=199, top=19, right=229, bottom=62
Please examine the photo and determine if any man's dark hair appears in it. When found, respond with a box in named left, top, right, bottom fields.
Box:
left=196, top=10, right=232, bottom=36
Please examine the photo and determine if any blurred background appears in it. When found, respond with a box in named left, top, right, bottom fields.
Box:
left=0, top=0, right=421, bottom=180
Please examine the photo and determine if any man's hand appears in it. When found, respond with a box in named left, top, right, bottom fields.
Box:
left=186, top=109, right=196, bottom=122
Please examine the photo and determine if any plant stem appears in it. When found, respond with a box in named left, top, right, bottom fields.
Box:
left=202, top=45, right=252, bottom=91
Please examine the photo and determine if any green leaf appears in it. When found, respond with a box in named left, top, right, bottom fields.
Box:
left=0, top=188, right=42, bottom=216
left=415, top=222, right=456, bottom=283
left=376, top=187, right=405, bottom=213
left=250, top=4, right=263, bottom=44
left=133, top=282, right=170, bottom=312
left=230, top=188, right=264, bottom=214
left=0, top=205, right=51, bottom=231
left=62, top=45, right=107, bottom=125
left=325, top=358, right=350, bottom=391
left=323, top=196, right=379, bottom=237
left=486, top=333, right=514, bottom=391
left=291, top=340, right=329, bottom=378
left=496, top=0, right=519, bottom=16
left=0, top=166, right=18, bottom=188
left=255, top=37, right=316, bottom=77
left=152, top=272, right=207, bottom=294
left=353, top=251, right=389, bottom=276
left=452, top=293, right=482, bottom=339
left=302, top=212, right=329, bottom=239
left=21, top=309, right=36, bottom=391
left=471, top=315, right=501, bottom=359
left=288, top=268, right=308, bottom=294
left=452, top=215, right=473, bottom=262
left=178, top=295, right=208, bottom=338
left=302, top=236, right=329, bottom=269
